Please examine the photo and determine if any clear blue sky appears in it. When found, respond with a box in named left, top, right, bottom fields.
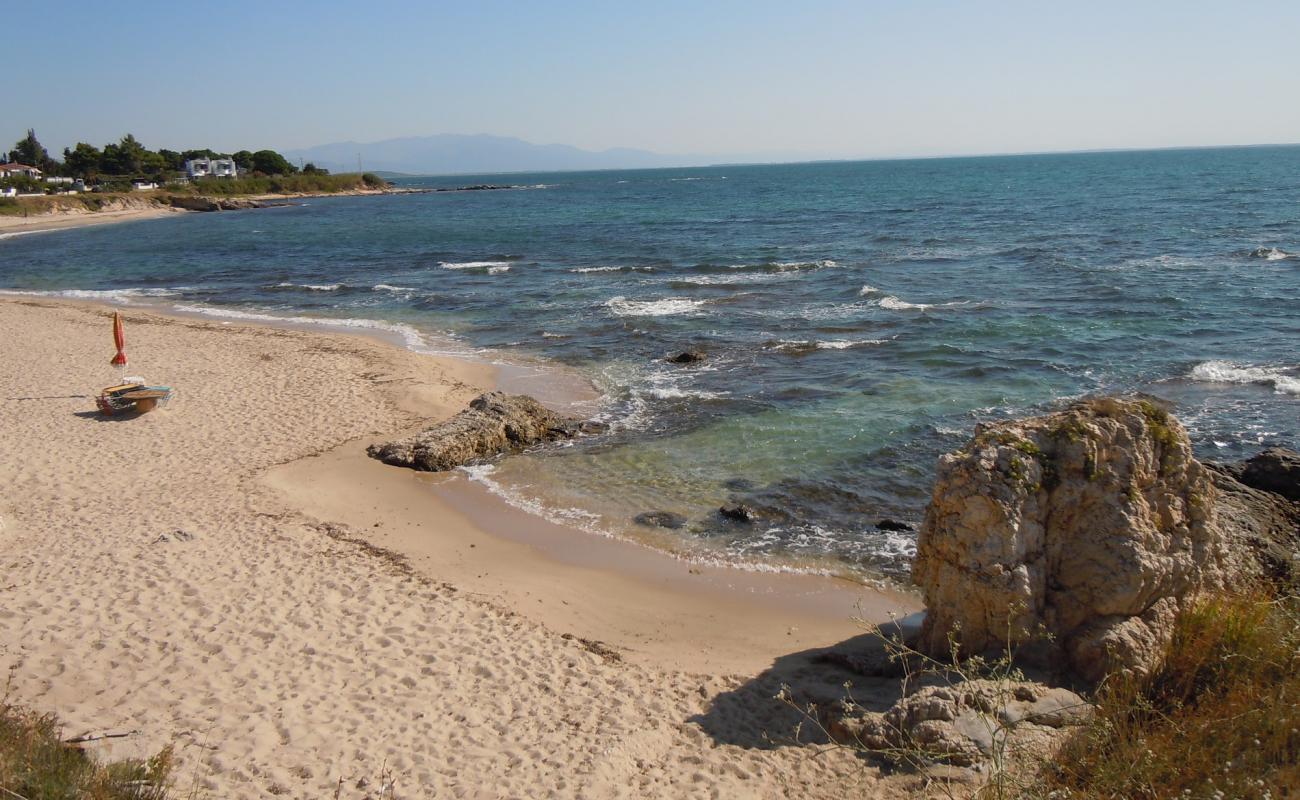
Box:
left=10, top=0, right=1299, bottom=160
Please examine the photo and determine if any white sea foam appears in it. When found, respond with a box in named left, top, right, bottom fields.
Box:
left=1189, top=360, right=1300, bottom=395
left=372, top=284, right=418, bottom=293
left=878, top=295, right=932, bottom=310
left=571, top=266, right=624, bottom=273
left=728, top=259, right=836, bottom=272
left=0, top=229, right=58, bottom=240
left=604, top=296, right=707, bottom=317
left=440, top=261, right=512, bottom=270
left=874, top=294, right=972, bottom=311
left=770, top=338, right=887, bottom=353
left=275, top=282, right=342, bottom=291
left=487, top=265, right=511, bottom=275
left=816, top=339, right=887, bottom=349
left=1250, top=247, right=1292, bottom=261
left=859, top=284, right=882, bottom=295
left=0, top=287, right=186, bottom=303
left=645, top=386, right=727, bottom=400
left=169, top=303, right=431, bottom=351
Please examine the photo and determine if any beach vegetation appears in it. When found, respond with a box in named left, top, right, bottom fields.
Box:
left=0, top=694, right=174, bottom=799
left=1038, top=591, right=1300, bottom=798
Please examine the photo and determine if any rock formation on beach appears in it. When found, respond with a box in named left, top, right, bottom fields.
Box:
left=912, top=396, right=1298, bottom=682
left=367, top=391, right=588, bottom=471
left=828, top=680, right=1093, bottom=767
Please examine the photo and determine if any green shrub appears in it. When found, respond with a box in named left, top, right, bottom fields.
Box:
left=1040, top=592, right=1300, bottom=798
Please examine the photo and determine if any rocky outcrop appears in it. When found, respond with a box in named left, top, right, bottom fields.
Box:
left=1238, top=448, right=1300, bottom=502
left=1207, top=451, right=1300, bottom=586
left=913, top=396, right=1236, bottom=682
left=167, top=195, right=269, bottom=212
left=827, top=680, right=1092, bottom=767
left=367, top=392, right=586, bottom=471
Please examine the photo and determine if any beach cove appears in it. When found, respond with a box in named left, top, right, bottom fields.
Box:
left=0, top=297, right=921, bottom=799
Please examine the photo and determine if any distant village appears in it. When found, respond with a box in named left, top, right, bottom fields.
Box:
left=0, top=129, right=325, bottom=197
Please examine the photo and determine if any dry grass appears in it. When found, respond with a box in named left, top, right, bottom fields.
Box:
left=1040, top=592, right=1300, bottom=799
left=0, top=695, right=173, bottom=800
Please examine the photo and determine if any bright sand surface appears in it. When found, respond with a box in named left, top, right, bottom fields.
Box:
left=0, top=297, right=923, bottom=799
left=0, top=205, right=184, bottom=235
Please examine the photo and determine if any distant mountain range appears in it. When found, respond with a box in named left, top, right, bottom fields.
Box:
left=282, top=134, right=729, bottom=176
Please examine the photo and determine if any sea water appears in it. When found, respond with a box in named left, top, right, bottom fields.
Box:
left=3, top=146, right=1298, bottom=579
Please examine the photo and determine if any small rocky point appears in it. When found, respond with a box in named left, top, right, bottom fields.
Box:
left=367, top=392, right=587, bottom=471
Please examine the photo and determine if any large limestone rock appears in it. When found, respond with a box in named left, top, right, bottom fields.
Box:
left=367, top=392, right=584, bottom=471
left=913, top=396, right=1233, bottom=682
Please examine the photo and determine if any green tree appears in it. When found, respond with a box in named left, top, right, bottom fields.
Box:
left=250, top=149, right=297, bottom=176
left=231, top=150, right=254, bottom=170
left=9, top=129, right=55, bottom=171
left=111, top=134, right=149, bottom=175
left=302, top=162, right=328, bottom=175
left=62, top=143, right=103, bottom=178
left=157, top=149, right=185, bottom=172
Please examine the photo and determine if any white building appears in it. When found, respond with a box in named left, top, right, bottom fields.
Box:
left=0, top=163, right=42, bottom=179
left=132, top=180, right=159, bottom=191
left=185, top=157, right=237, bottom=179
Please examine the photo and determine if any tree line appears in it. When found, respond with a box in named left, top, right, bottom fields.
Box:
left=4, top=129, right=325, bottom=180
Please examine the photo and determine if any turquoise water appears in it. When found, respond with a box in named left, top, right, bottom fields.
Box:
left=3, top=146, right=1298, bottom=577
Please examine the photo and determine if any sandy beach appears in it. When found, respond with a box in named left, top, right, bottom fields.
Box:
left=0, top=205, right=185, bottom=235
left=0, top=297, right=922, bottom=799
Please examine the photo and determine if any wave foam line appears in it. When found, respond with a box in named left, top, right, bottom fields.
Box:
left=0, top=287, right=186, bottom=302
left=1189, top=360, right=1300, bottom=395
left=605, top=296, right=708, bottom=317
left=440, top=261, right=512, bottom=269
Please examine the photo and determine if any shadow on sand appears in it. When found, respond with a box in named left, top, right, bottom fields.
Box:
left=72, top=409, right=142, bottom=423
left=689, top=614, right=924, bottom=751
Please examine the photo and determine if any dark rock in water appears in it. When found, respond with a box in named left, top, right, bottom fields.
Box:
left=367, top=391, right=583, bottom=471
left=432, top=184, right=517, bottom=192
left=718, top=503, right=755, bottom=523
left=1239, top=448, right=1300, bottom=502
left=666, top=351, right=706, bottom=364
left=634, top=511, right=688, bottom=529
left=723, top=477, right=756, bottom=492
left=876, top=518, right=914, bottom=532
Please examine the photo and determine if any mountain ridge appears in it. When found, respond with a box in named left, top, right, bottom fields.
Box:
left=283, top=133, right=716, bottom=176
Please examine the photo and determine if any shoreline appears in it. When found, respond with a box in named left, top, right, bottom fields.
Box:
left=0, top=295, right=919, bottom=797
left=0, top=185, right=423, bottom=235
left=2, top=294, right=918, bottom=670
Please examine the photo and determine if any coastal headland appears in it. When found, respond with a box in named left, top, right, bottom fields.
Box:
left=0, top=179, right=422, bottom=237
left=0, top=297, right=921, bottom=799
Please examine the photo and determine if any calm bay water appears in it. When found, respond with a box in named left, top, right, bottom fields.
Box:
left=3, top=146, right=1298, bottom=578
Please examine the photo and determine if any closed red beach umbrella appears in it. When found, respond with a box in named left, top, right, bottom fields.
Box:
left=110, top=311, right=128, bottom=368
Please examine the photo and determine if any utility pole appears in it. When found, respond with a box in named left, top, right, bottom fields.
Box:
left=357, top=152, right=362, bottom=174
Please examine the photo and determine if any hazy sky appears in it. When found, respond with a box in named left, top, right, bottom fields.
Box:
left=9, top=0, right=1299, bottom=160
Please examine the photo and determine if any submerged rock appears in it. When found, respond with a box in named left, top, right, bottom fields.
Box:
left=665, top=350, right=706, bottom=364
left=367, top=391, right=582, bottom=471
left=876, top=518, right=914, bottom=532
left=913, top=396, right=1236, bottom=682
left=633, top=511, right=688, bottom=529
left=718, top=502, right=755, bottom=523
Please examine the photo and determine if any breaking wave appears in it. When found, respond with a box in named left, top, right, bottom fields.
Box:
left=0, top=287, right=187, bottom=302
left=1189, top=360, right=1300, bottom=395
left=604, top=296, right=708, bottom=317
left=1249, top=247, right=1293, bottom=261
